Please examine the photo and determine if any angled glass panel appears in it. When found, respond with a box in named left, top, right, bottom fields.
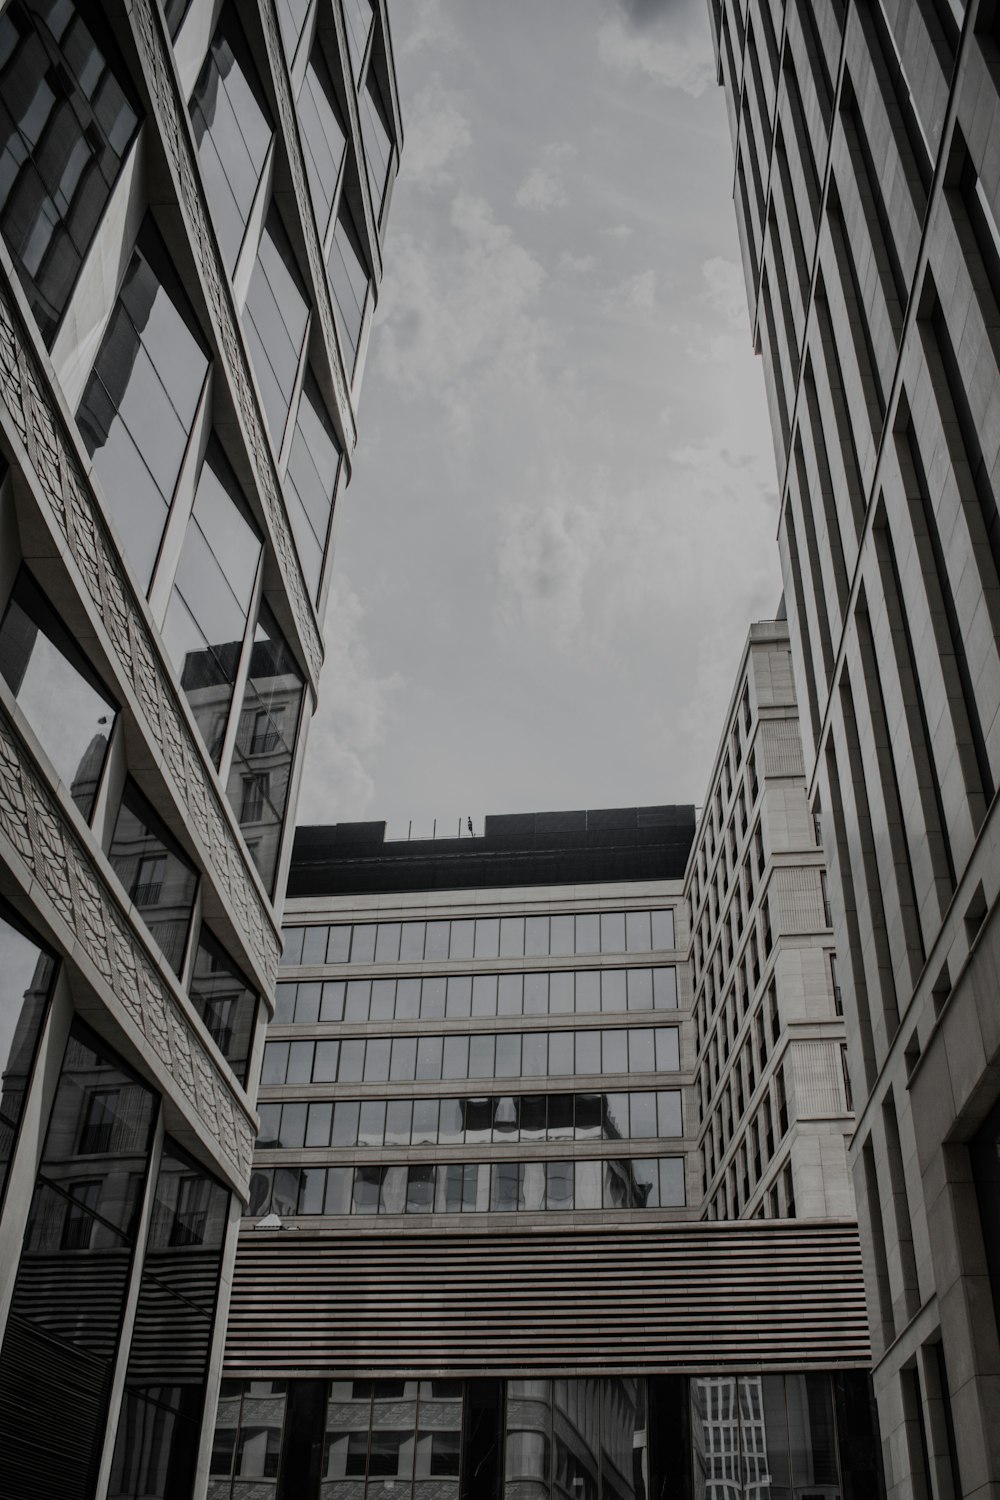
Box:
left=0, top=567, right=117, bottom=819
left=0, top=901, right=56, bottom=1209
left=108, top=777, right=198, bottom=975
left=297, top=44, right=345, bottom=238
left=242, top=203, right=309, bottom=447
left=0, top=0, right=139, bottom=342
left=328, top=196, right=369, bottom=374
left=342, top=0, right=373, bottom=81
left=162, top=437, right=262, bottom=766
left=360, top=68, right=393, bottom=218
left=284, top=371, right=341, bottom=601
left=188, top=924, right=258, bottom=1083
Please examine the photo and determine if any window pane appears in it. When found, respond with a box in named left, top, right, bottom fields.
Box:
left=575, top=1031, right=600, bottom=1076
left=575, top=971, right=600, bottom=1014
left=474, top=918, right=499, bottom=958
left=660, top=1158, right=686, bottom=1207
left=406, top=1165, right=435, bottom=1214
left=625, top=911, right=652, bottom=951
left=424, top=922, right=450, bottom=960
left=363, top=1037, right=390, bottom=1082
left=602, top=1030, right=627, bottom=1074
left=390, top=1036, right=417, bottom=1080
left=494, top=1033, right=520, bottom=1079
left=384, top=1099, right=412, bottom=1146
left=293, top=981, right=320, bottom=1023
left=491, top=1162, right=523, bottom=1212
left=550, top=914, right=574, bottom=955
left=628, top=1029, right=653, bottom=1073
left=523, top=973, right=547, bottom=1016
left=374, top=923, right=400, bottom=962
left=653, top=968, right=677, bottom=1010
left=524, top=917, right=549, bottom=956
left=601, top=970, right=626, bottom=1013
left=313, top=1040, right=339, bottom=1082
left=600, top=912, right=626, bottom=953
left=492, top=1095, right=518, bottom=1143
left=548, top=1031, right=573, bottom=1076
left=575, top=914, right=599, bottom=954
left=449, top=920, right=474, bottom=959
left=576, top=1160, right=603, bottom=1210
left=521, top=1031, right=547, bottom=1078
left=331, top=1101, right=359, bottom=1147
left=353, top=1166, right=381, bottom=1215
left=627, top=968, right=653, bottom=1011
left=471, top=975, right=497, bottom=1016
left=279, top=1102, right=306, bottom=1148
left=411, top=1099, right=438, bottom=1145
left=631, top=1159, right=659, bottom=1207
left=357, top=1100, right=385, bottom=1146
left=575, top=1093, right=602, bottom=1141
left=287, top=1041, right=314, bottom=1084
left=257, top=1103, right=281, bottom=1146
left=108, top=779, right=198, bottom=977
left=421, top=976, right=446, bottom=1019
left=442, top=1034, right=468, bottom=1080
left=301, top=927, right=327, bottom=965
left=350, top=925, right=376, bottom=963
left=306, top=1102, right=332, bottom=1147
left=464, top=1098, right=491, bottom=1145
left=520, top=1096, right=546, bottom=1141
left=651, top=909, right=675, bottom=950
left=438, top=1098, right=464, bottom=1144
left=325, top=1167, right=352, bottom=1215
left=658, top=1091, right=682, bottom=1137
left=298, top=1166, right=325, bottom=1214
left=630, top=1093, right=656, bottom=1138
left=547, top=1094, right=574, bottom=1141
left=370, top=979, right=395, bottom=1020
left=445, top=976, right=472, bottom=1018
left=261, top=1042, right=288, bottom=1085
left=345, top=980, right=370, bottom=1021
left=326, top=925, right=351, bottom=962
left=549, top=972, right=574, bottom=1014
left=395, top=979, right=420, bottom=1019
left=604, top=1092, right=628, bottom=1139
left=545, top=1161, right=573, bottom=1211
left=416, top=1036, right=443, bottom=1081
left=281, top=927, right=304, bottom=966
left=399, top=923, right=425, bottom=961
left=655, top=1029, right=679, bottom=1071
left=498, top=974, right=522, bottom=1016
left=338, top=1039, right=365, bottom=1083
left=499, top=918, right=524, bottom=956
left=468, top=1035, right=495, bottom=1079
left=189, top=925, right=257, bottom=1082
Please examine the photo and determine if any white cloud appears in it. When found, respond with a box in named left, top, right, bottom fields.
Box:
left=515, top=143, right=575, bottom=212
left=376, top=194, right=548, bottom=428
left=701, top=256, right=747, bottom=325
left=597, top=16, right=714, bottom=95
left=558, top=251, right=595, bottom=274
left=402, top=82, right=471, bottom=187
left=606, top=267, right=657, bottom=312
left=303, top=583, right=402, bottom=821
left=603, top=223, right=633, bottom=240
left=400, top=0, right=459, bottom=56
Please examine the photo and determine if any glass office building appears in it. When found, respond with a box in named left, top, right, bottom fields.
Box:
left=216, top=808, right=881, bottom=1498
left=709, top=1, right=1000, bottom=1492
left=0, top=0, right=400, bottom=1494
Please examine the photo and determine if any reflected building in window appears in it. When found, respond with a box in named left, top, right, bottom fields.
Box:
left=214, top=807, right=882, bottom=1497
left=0, top=0, right=401, bottom=1494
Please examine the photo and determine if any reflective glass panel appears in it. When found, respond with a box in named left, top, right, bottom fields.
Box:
left=0, top=903, right=55, bottom=1207
left=328, top=199, right=368, bottom=373
left=188, top=924, right=257, bottom=1083
left=242, top=204, right=309, bottom=446
left=108, top=777, right=198, bottom=975
left=297, top=46, right=345, bottom=237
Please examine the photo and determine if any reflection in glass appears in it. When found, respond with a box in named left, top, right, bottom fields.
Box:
left=189, top=2, right=272, bottom=269
left=691, top=1373, right=843, bottom=1500
left=0, top=569, right=118, bottom=818
left=298, top=46, right=345, bottom=238
left=0, top=1023, right=156, bottom=1490
left=188, top=925, right=258, bottom=1083
left=210, top=1380, right=287, bottom=1498
left=163, top=439, right=261, bottom=764
left=0, top=902, right=55, bottom=1207
left=329, top=199, right=369, bottom=375
left=242, top=204, right=310, bottom=446
left=108, top=1142, right=230, bottom=1499
left=226, top=604, right=305, bottom=894
left=342, top=0, right=374, bottom=80
left=0, top=0, right=139, bottom=342
left=109, top=778, right=198, bottom=975
left=360, top=69, right=393, bottom=218
left=285, top=371, right=342, bottom=600
left=77, top=216, right=209, bottom=588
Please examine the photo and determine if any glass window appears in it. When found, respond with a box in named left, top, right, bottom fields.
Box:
left=293, top=981, right=320, bottom=1023
left=369, top=978, right=394, bottom=1021
left=601, top=970, right=626, bottom=1013
left=518, top=1095, right=545, bottom=1141
left=384, top=1099, right=412, bottom=1147
left=357, top=1100, right=385, bottom=1146
left=545, top=1161, right=574, bottom=1211
left=464, top=1098, right=491, bottom=1145
left=390, top=1036, right=416, bottom=1080
left=343, top=0, right=373, bottom=80
left=301, top=926, right=328, bottom=965
left=629, top=1093, right=657, bottom=1138
left=523, top=973, right=548, bottom=1015
left=225, top=603, right=305, bottom=895
left=325, top=1167, right=351, bottom=1215
left=575, top=970, right=599, bottom=1014
left=445, top=975, right=472, bottom=1017
left=495, top=1032, right=521, bottom=1079
left=0, top=0, right=139, bottom=343
left=416, top=1035, right=443, bottom=1081
left=411, top=1099, right=438, bottom=1144
left=374, top=922, right=400, bottom=963
left=350, top=924, right=377, bottom=962
left=630, top=1159, right=659, bottom=1208
left=627, top=968, right=653, bottom=1011
left=491, top=1096, right=518, bottom=1142
left=272, top=983, right=295, bottom=1023
left=188, top=925, right=257, bottom=1083
left=297, top=1165, right=325, bottom=1214
left=297, top=45, right=345, bottom=238
left=471, top=974, right=497, bottom=1016
left=108, top=778, right=198, bottom=976
left=449, top=920, right=474, bottom=960
left=660, top=1158, right=685, bottom=1206
left=331, top=1100, right=359, bottom=1147
left=0, top=903, right=55, bottom=1207
left=78, top=216, right=209, bottom=588
left=360, top=68, right=393, bottom=217
left=423, top=921, right=449, bottom=960
left=328, top=198, right=369, bottom=374
left=256, top=1103, right=280, bottom=1147
left=499, top=917, right=524, bottom=957
left=275, top=0, right=309, bottom=57
left=395, top=978, right=420, bottom=1019
left=657, top=1091, right=682, bottom=1137
left=306, top=1101, right=332, bottom=1147
left=629, top=1029, right=653, bottom=1073
left=655, top=1028, right=680, bottom=1071
left=491, top=1161, right=523, bottom=1213
left=468, top=1034, right=495, bottom=1079
left=313, top=1040, right=339, bottom=1082
left=575, top=1030, right=600, bottom=1076
left=600, top=912, right=626, bottom=953
left=320, top=981, right=345, bottom=1022
left=524, top=916, right=549, bottom=956
left=406, top=1165, right=435, bottom=1215
left=421, top=976, right=446, bottom=1019
left=575, top=1093, right=602, bottom=1140
left=399, top=922, right=424, bottom=961
left=576, top=913, right=599, bottom=954
left=550, top=913, right=574, bottom=955
left=602, top=1029, right=627, bottom=1074
left=438, top=1098, right=463, bottom=1144
left=651, top=909, right=675, bottom=950
left=549, top=972, right=574, bottom=1014
left=474, top=918, right=499, bottom=958
left=548, top=1031, right=573, bottom=1076
left=278, top=1101, right=306, bottom=1149
left=363, top=1036, right=390, bottom=1083
left=261, top=1041, right=288, bottom=1085
left=498, top=974, right=522, bottom=1016
left=326, top=925, right=351, bottom=962
left=653, top=967, right=677, bottom=1009
left=352, top=1166, right=381, bottom=1215
left=339, top=1039, right=365, bottom=1083
left=189, top=3, right=272, bottom=269
left=442, top=1033, right=469, bottom=1080
left=0, top=570, right=117, bottom=820
left=521, top=1031, right=547, bottom=1078
left=547, top=1093, right=574, bottom=1140
left=603, top=1092, right=628, bottom=1139
left=286, top=1040, right=313, bottom=1084
left=242, top=203, right=309, bottom=446
left=625, top=911, right=652, bottom=951
left=280, top=927, right=304, bottom=966
left=345, top=980, right=370, bottom=1021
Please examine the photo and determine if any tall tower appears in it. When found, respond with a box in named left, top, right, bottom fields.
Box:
left=0, top=0, right=400, bottom=1494
left=709, top=2, right=1000, bottom=1492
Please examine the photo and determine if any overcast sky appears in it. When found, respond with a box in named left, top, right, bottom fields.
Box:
left=299, top=0, right=781, bottom=836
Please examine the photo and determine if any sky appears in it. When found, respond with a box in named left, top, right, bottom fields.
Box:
left=299, top=0, right=781, bottom=837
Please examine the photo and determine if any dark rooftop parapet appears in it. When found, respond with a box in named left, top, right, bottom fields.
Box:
left=288, top=806, right=696, bottom=897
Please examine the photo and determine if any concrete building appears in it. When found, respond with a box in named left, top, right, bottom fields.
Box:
left=215, top=809, right=880, bottom=1498
left=687, top=617, right=854, bottom=1224
left=0, top=0, right=400, bottom=1494
left=708, top=1, right=1000, bottom=1493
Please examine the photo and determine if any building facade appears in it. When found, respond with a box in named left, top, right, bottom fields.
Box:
left=0, top=0, right=400, bottom=1495
left=709, top=1, right=1000, bottom=1494
left=687, top=618, right=854, bottom=1224
left=215, top=809, right=880, bottom=1499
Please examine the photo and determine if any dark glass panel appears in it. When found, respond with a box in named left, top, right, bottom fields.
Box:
left=189, top=2, right=272, bottom=270
left=286, top=1040, right=313, bottom=1084
left=260, top=1041, right=288, bottom=1085
left=342, top=0, right=373, bottom=80
left=603, top=1092, right=628, bottom=1140
left=297, top=45, right=345, bottom=236
left=278, top=1102, right=305, bottom=1149
left=77, top=217, right=209, bottom=589
left=256, top=1103, right=280, bottom=1147
left=491, top=1161, right=524, bottom=1213
left=492, top=1095, right=518, bottom=1144
left=187, top=925, right=257, bottom=1083
left=360, top=68, right=393, bottom=216
left=384, top=1098, right=412, bottom=1147
left=0, top=569, right=117, bottom=818
left=0, top=1022, right=156, bottom=1496
left=0, top=0, right=139, bottom=341
left=0, top=902, right=55, bottom=1207
left=294, top=981, right=321, bottom=1024
left=225, top=603, right=305, bottom=895
left=320, top=981, right=345, bottom=1022
left=163, top=439, right=261, bottom=766
left=575, top=1093, right=602, bottom=1141
left=331, top=1100, right=359, bottom=1148
left=438, top=1097, right=463, bottom=1144
left=242, top=204, right=309, bottom=445
left=312, top=1039, right=339, bottom=1083
left=357, top=1100, right=385, bottom=1147
left=108, top=778, right=198, bottom=976
left=328, top=197, right=368, bottom=374
left=406, top=1165, right=435, bottom=1215
left=547, top=1093, right=574, bottom=1142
